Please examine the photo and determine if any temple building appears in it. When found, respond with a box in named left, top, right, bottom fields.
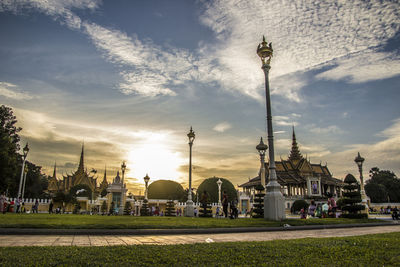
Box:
left=239, top=128, right=343, bottom=201
left=47, top=145, right=109, bottom=196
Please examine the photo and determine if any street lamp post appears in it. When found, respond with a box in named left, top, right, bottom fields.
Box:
left=256, top=137, right=268, bottom=189
left=21, top=164, right=28, bottom=200
left=257, top=36, right=285, bottom=220
left=120, top=161, right=127, bottom=215
left=143, top=174, right=150, bottom=200
left=185, top=127, right=195, bottom=217
left=121, top=161, right=126, bottom=185
left=217, top=178, right=223, bottom=207
left=354, top=152, right=368, bottom=214
left=15, top=143, right=29, bottom=213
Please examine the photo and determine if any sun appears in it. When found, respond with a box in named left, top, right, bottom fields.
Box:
left=125, top=133, right=185, bottom=182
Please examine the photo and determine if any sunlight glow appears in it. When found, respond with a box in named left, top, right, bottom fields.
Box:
left=126, top=132, right=185, bottom=183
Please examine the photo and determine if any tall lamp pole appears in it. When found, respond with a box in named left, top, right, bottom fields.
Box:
left=185, top=127, right=195, bottom=217
left=15, top=143, right=29, bottom=212
left=256, top=137, right=268, bottom=189
left=257, top=36, right=285, bottom=220
left=121, top=161, right=126, bottom=185
left=144, top=174, right=150, bottom=200
left=354, top=152, right=368, bottom=214
left=21, top=164, right=28, bottom=200
left=217, top=178, right=223, bottom=207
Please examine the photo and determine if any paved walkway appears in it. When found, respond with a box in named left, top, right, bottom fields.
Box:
left=0, top=225, right=399, bottom=247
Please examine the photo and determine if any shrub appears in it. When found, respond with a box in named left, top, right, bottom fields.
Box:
left=165, top=200, right=176, bottom=216
left=197, top=177, right=237, bottom=203
left=140, top=199, right=150, bottom=216
left=291, top=199, right=309, bottom=214
left=148, top=180, right=186, bottom=201
left=253, top=184, right=265, bottom=218
left=100, top=201, right=107, bottom=214
left=124, top=201, right=131, bottom=215
left=341, top=174, right=366, bottom=219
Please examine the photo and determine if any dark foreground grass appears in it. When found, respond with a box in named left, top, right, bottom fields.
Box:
left=0, top=214, right=382, bottom=229
left=1, top=232, right=399, bottom=266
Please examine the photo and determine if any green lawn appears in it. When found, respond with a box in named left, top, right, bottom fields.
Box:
left=1, top=232, right=399, bottom=266
left=0, top=213, right=382, bottom=229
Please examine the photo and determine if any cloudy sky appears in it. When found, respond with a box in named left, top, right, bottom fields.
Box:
left=1, top=0, right=399, bottom=194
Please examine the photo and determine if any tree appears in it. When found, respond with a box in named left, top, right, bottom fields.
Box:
left=165, top=200, right=176, bottom=216
left=0, top=105, right=21, bottom=195
left=342, top=174, right=366, bottom=218
left=0, top=105, right=48, bottom=198
left=366, top=167, right=400, bottom=203
left=147, top=180, right=186, bottom=201
left=252, top=184, right=265, bottom=218
left=23, top=161, right=48, bottom=198
left=124, top=201, right=132, bottom=215
left=100, top=188, right=108, bottom=197
left=197, top=177, right=237, bottom=203
left=365, top=183, right=388, bottom=203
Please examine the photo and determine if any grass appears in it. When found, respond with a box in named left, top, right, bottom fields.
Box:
left=0, top=213, right=383, bottom=229
left=0, top=232, right=399, bottom=266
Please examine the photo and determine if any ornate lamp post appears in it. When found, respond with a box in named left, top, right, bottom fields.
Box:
left=21, top=164, right=28, bottom=200
left=121, top=161, right=126, bottom=185
left=217, top=178, right=223, bottom=207
left=354, top=152, right=368, bottom=213
left=185, top=126, right=195, bottom=217
left=256, top=137, right=268, bottom=189
left=143, top=174, right=150, bottom=200
left=257, top=36, right=285, bottom=220
left=15, top=143, right=29, bottom=212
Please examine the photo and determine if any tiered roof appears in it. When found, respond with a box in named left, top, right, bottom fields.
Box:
left=239, top=128, right=342, bottom=188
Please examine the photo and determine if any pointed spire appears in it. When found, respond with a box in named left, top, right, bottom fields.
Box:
left=289, top=126, right=302, bottom=161
left=53, top=161, right=57, bottom=179
left=102, top=165, right=107, bottom=183
left=77, top=143, right=84, bottom=173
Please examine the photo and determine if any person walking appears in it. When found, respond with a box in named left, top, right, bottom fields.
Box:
left=308, top=200, right=316, bottom=217
left=49, top=201, right=54, bottom=214
left=222, top=191, right=228, bottom=218
left=33, top=199, right=39, bottom=213
left=322, top=202, right=329, bottom=218
left=16, top=197, right=21, bottom=213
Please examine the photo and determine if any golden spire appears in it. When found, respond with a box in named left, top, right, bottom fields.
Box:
left=77, top=143, right=84, bottom=173
left=289, top=126, right=302, bottom=161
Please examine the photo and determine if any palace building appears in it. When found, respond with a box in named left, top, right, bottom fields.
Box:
left=239, top=128, right=343, bottom=199
left=47, top=145, right=109, bottom=196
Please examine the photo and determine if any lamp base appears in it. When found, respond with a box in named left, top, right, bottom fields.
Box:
left=185, top=200, right=194, bottom=217
left=264, top=182, right=286, bottom=221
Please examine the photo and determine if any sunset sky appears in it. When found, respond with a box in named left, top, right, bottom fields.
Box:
left=0, top=0, right=399, bottom=194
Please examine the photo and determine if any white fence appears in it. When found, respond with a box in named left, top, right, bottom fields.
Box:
left=5, top=197, right=51, bottom=204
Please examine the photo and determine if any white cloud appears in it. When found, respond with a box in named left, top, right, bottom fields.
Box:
left=0, top=82, right=33, bottom=100
left=199, top=0, right=400, bottom=99
left=275, top=115, right=299, bottom=127
left=309, top=125, right=345, bottom=134
left=2, top=0, right=399, bottom=100
left=316, top=50, right=400, bottom=83
left=0, top=0, right=101, bottom=29
left=213, top=122, right=232, bottom=133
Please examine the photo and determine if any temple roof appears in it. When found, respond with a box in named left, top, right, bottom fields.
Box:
left=240, top=129, right=342, bottom=188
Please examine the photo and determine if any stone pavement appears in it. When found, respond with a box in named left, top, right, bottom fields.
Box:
left=0, top=225, right=399, bottom=247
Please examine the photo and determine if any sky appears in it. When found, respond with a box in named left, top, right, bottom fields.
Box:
left=0, top=0, right=399, bottom=194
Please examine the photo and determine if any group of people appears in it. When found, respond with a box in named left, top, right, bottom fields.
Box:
left=301, top=196, right=338, bottom=219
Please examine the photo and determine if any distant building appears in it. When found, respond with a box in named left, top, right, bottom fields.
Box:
left=238, top=128, right=344, bottom=211
left=47, top=145, right=108, bottom=196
